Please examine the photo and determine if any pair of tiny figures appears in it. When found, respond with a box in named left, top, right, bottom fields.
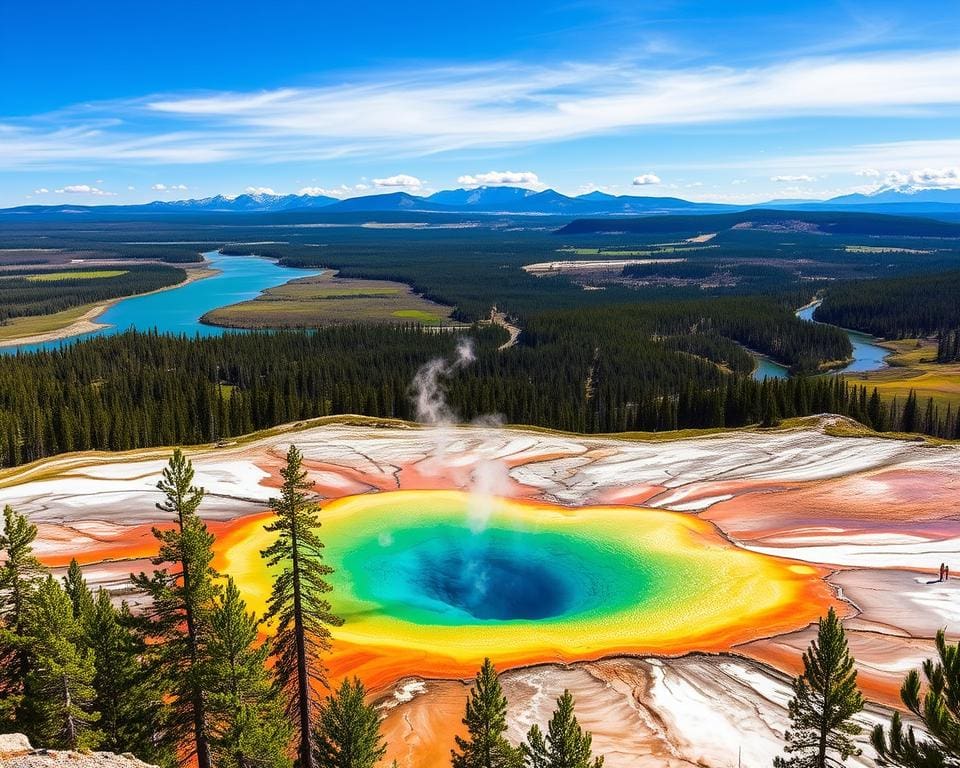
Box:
left=940, top=562, right=951, bottom=582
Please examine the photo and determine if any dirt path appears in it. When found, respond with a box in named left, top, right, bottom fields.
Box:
left=488, top=307, right=521, bottom=350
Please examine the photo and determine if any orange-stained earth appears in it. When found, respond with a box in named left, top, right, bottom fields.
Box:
left=3, top=416, right=959, bottom=766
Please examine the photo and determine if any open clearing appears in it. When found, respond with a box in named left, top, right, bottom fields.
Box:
left=524, top=257, right=685, bottom=275
left=842, top=338, right=960, bottom=410
left=556, top=244, right=713, bottom=256
left=0, top=303, right=105, bottom=342
left=202, top=270, right=459, bottom=327
left=844, top=245, right=934, bottom=254
left=24, top=269, right=128, bottom=282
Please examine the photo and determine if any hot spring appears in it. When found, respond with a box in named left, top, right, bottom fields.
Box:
left=395, top=532, right=577, bottom=620
left=218, top=490, right=832, bottom=684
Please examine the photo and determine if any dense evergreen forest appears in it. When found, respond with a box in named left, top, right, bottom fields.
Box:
left=816, top=270, right=960, bottom=338
left=938, top=329, right=960, bottom=363
left=0, top=322, right=954, bottom=469
left=0, top=265, right=186, bottom=323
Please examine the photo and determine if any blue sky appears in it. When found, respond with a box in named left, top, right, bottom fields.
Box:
left=2, top=0, right=959, bottom=206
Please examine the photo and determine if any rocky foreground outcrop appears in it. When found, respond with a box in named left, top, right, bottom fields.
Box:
left=0, top=734, right=157, bottom=768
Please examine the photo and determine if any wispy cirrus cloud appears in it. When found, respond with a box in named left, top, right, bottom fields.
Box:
left=1, top=50, right=959, bottom=170
left=655, top=138, right=960, bottom=180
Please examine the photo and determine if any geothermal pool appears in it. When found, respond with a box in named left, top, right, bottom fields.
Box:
left=219, top=490, right=832, bottom=685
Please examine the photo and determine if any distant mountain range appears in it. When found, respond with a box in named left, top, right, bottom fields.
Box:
left=5, top=186, right=960, bottom=218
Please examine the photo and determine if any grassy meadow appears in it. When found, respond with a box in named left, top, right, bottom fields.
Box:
left=202, top=271, right=457, bottom=328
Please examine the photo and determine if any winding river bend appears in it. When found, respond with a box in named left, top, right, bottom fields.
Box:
left=4, top=254, right=892, bottom=382
left=752, top=302, right=890, bottom=380
left=2, top=251, right=321, bottom=355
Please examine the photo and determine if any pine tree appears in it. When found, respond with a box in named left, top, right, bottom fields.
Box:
left=775, top=608, right=864, bottom=768
left=207, top=577, right=292, bottom=768
left=131, top=449, right=219, bottom=768
left=523, top=690, right=603, bottom=768
left=23, top=576, right=101, bottom=750
left=84, top=588, right=170, bottom=763
left=313, top=678, right=386, bottom=768
left=761, top=384, right=781, bottom=428
left=0, top=504, right=45, bottom=725
left=867, top=389, right=885, bottom=432
left=261, top=444, right=343, bottom=768
left=451, top=658, right=522, bottom=768
left=871, top=629, right=960, bottom=767
left=63, top=558, right=94, bottom=620
left=901, top=391, right=919, bottom=433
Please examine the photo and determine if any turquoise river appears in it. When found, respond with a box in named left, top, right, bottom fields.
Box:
left=2, top=251, right=321, bottom=355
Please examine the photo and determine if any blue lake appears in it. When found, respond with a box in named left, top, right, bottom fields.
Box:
left=752, top=302, right=890, bottom=380
left=3, top=251, right=321, bottom=355
left=751, top=354, right=791, bottom=381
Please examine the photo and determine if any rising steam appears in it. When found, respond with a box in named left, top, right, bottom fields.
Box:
left=411, top=338, right=475, bottom=425
left=409, top=338, right=509, bottom=535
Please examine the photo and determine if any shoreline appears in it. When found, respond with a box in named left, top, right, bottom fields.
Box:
left=0, top=263, right=217, bottom=349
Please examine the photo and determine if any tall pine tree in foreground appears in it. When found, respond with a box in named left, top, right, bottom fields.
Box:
left=524, top=690, right=603, bottom=768
left=775, top=607, right=864, bottom=768
left=84, top=588, right=170, bottom=763
left=872, top=629, right=960, bottom=767
left=207, top=576, right=291, bottom=768
left=451, top=658, right=523, bottom=768
left=132, top=449, right=219, bottom=768
left=0, top=504, right=44, bottom=726
left=261, top=444, right=343, bottom=768
left=313, top=677, right=386, bottom=768
left=23, top=576, right=101, bottom=750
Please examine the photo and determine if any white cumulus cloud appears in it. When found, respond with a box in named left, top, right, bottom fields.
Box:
left=887, top=167, right=960, bottom=189
left=297, top=184, right=368, bottom=198
left=632, top=173, right=661, bottom=185
left=244, top=186, right=278, bottom=196
left=457, top=170, right=540, bottom=187
left=849, top=166, right=960, bottom=194
left=372, top=174, right=422, bottom=189
left=298, top=186, right=334, bottom=197
left=55, top=184, right=115, bottom=196
left=33, top=187, right=49, bottom=194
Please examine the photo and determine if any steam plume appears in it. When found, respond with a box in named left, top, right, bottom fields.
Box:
left=411, top=338, right=475, bottom=425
